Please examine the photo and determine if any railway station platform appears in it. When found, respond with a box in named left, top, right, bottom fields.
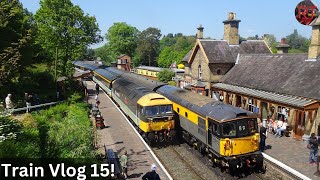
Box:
left=264, top=132, right=319, bottom=179
left=86, top=81, right=171, bottom=180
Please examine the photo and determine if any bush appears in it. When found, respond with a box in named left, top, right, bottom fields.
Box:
left=157, top=69, right=175, bottom=83
left=168, top=81, right=177, bottom=86
left=0, top=102, right=94, bottom=159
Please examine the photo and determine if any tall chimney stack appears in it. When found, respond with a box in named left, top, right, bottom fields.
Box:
left=308, top=25, right=320, bottom=59
left=197, top=25, right=204, bottom=39
left=276, top=38, right=290, bottom=54
left=223, top=12, right=241, bottom=45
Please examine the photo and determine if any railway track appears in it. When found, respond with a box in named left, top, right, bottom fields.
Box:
left=152, top=142, right=271, bottom=180
left=152, top=145, right=205, bottom=180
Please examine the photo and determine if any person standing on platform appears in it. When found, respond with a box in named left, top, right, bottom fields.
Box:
left=119, top=150, right=128, bottom=179
left=259, top=122, right=267, bottom=152
left=95, top=94, right=100, bottom=107
left=95, top=83, right=99, bottom=95
left=142, top=164, right=160, bottom=180
left=309, top=133, right=319, bottom=164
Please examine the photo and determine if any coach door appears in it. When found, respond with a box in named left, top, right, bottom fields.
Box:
left=208, top=121, right=213, bottom=146
left=294, top=110, right=305, bottom=140
left=207, top=119, right=220, bottom=153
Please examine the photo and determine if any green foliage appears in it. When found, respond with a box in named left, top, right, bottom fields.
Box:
left=288, top=48, right=305, bottom=53
left=157, top=69, right=175, bottom=83
left=35, top=0, right=102, bottom=76
left=286, top=29, right=310, bottom=53
left=0, top=117, right=22, bottom=142
left=46, top=103, right=92, bottom=158
left=94, top=44, right=113, bottom=65
left=168, top=81, right=176, bottom=86
left=68, top=92, right=83, bottom=104
left=0, top=0, right=37, bottom=87
left=135, top=27, right=162, bottom=66
left=105, top=22, right=139, bottom=59
left=0, top=102, right=94, bottom=159
left=0, top=63, right=56, bottom=108
left=0, top=115, right=39, bottom=158
left=158, top=34, right=195, bottom=68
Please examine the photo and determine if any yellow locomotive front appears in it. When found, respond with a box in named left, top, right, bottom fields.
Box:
left=214, top=117, right=264, bottom=175
left=137, top=93, right=175, bottom=143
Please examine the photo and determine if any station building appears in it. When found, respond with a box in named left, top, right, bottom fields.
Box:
left=180, top=12, right=320, bottom=139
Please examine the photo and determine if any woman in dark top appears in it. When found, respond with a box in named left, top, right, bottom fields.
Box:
left=309, top=133, right=319, bottom=164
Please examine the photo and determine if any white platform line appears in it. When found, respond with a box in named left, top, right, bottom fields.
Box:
left=262, top=152, right=312, bottom=180
left=100, top=85, right=173, bottom=180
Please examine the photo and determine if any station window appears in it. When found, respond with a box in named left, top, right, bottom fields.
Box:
left=185, top=112, right=188, bottom=118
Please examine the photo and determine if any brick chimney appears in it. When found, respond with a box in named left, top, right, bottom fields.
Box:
left=276, top=38, right=290, bottom=54
left=308, top=25, right=320, bottom=59
left=196, top=25, right=204, bottom=39
left=223, top=12, right=241, bottom=45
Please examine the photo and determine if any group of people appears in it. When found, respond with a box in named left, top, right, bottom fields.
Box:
left=267, top=118, right=288, bottom=138
left=260, top=120, right=319, bottom=164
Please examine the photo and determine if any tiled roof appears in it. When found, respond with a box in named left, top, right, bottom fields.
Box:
left=220, top=53, right=320, bottom=100
left=213, top=83, right=317, bottom=108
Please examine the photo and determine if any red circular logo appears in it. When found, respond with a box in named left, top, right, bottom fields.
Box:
left=295, top=0, right=319, bottom=25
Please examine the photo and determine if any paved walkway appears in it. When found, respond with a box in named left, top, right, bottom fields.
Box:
left=264, top=131, right=319, bottom=179
left=87, top=81, right=170, bottom=180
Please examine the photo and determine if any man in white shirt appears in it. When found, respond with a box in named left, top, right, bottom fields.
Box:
left=5, top=94, right=13, bottom=109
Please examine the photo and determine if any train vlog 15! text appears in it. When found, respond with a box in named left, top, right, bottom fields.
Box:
left=1, top=163, right=115, bottom=179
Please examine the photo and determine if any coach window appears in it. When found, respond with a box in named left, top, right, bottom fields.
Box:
left=212, top=123, right=221, bottom=136
left=185, top=112, right=188, bottom=118
left=177, top=107, right=180, bottom=113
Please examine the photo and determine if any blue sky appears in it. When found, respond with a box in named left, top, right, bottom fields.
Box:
left=20, top=0, right=312, bottom=49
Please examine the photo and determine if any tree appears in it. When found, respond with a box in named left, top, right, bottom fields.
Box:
left=158, top=47, right=179, bottom=67
left=0, top=0, right=37, bottom=87
left=105, top=22, right=139, bottom=60
left=35, top=0, right=102, bottom=76
left=286, top=29, right=310, bottom=52
left=157, top=69, right=175, bottom=83
left=158, top=34, right=195, bottom=68
left=94, top=44, right=113, bottom=64
left=135, top=27, right=161, bottom=66
left=160, top=33, right=176, bottom=51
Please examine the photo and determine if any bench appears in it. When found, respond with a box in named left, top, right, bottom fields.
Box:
left=104, top=148, right=122, bottom=179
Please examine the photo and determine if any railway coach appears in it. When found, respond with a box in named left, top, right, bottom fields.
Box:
left=91, top=67, right=176, bottom=143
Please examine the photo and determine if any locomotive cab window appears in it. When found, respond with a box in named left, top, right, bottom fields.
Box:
left=144, top=105, right=173, bottom=117
left=222, top=123, right=236, bottom=137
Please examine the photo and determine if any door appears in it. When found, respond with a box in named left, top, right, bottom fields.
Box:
left=208, top=121, right=213, bottom=146
left=294, top=110, right=305, bottom=140
left=261, top=102, right=268, bottom=122
left=236, top=95, right=241, bottom=107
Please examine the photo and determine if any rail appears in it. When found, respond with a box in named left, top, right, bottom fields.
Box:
left=262, top=152, right=312, bottom=180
